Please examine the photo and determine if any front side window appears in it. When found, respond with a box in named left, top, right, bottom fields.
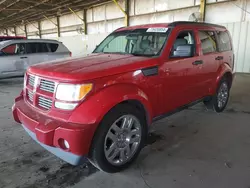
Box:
left=0, top=43, right=26, bottom=55
left=171, top=31, right=195, bottom=57
left=216, top=31, right=232, bottom=52
left=94, top=28, right=169, bottom=56
left=198, top=31, right=218, bottom=54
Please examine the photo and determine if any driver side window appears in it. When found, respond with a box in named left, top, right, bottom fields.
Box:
left=171, top=31, right=195, bottom=58
left=1, top=43, right=26, bottom=56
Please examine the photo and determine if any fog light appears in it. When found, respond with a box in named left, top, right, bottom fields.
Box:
left=58, top=139, right=70, bottom=150
left=55, top=101, right=78, bottom=110
left=64, top=140, right=70, bottom=149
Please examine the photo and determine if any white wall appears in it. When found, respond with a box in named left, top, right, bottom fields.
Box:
left=2, top=0, right=250, bottom=72
left=221, top=22, right=250, bottom=73
left=57, top=33, right=108, bottom=56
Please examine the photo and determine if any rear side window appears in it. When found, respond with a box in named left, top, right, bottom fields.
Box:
left=38, top=43, right=49, bottom=53
left=48, top=43, right=59, bottom=52
left=27, top=43, right=49, bottom=53
left=216, top=31, right=232, bottom=52
left=198, top=31, right=218, bottom=54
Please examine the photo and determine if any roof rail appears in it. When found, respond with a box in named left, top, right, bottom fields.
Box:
left=168, top=21, right=226, bottom=29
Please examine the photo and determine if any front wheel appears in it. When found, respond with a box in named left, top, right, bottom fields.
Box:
left=204, top=78, right=230, bottom=112
left=89, top=104, right=147, bottom=173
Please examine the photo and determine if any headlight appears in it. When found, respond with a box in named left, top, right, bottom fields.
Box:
left=55, top=83, right=93, bottom=101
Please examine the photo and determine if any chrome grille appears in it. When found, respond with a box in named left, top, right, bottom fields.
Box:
left=26, top=74, right=55, bottom=111
left=28, top=75, right=35, bottom=87
left=40, top=79, right=55, bottom=93
left=27, top=90, right=34, bottom=102
left=38, top=96, right=53, bottom=110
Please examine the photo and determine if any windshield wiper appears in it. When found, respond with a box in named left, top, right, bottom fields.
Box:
left=102, top=52, right=128, bottom=55
left=98, top=52, right=155, bottom=57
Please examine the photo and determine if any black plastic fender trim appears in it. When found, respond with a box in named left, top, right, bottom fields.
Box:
left=142, top=66, right=158, bottom=77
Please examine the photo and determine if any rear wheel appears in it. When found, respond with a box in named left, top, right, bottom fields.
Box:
left=204, top=77, right=230, bottom=112
left=89, top=104, right=147, bottom=173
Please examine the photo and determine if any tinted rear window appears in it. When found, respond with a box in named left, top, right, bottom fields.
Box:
left=27, top=43, right=49, bottom=53
left=216, top=31, right=232, bottom=52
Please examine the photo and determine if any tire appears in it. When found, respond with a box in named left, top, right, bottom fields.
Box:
left=204, top=77, right=230, bottom=113
left=88, top=104, right=147, bottom=173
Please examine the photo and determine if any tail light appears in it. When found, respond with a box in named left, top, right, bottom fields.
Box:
left=69, top=52, right=72, bottom=57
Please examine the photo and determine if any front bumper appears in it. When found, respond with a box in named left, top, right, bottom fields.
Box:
left=22, top=124, right=86, bottom=165
left=12, top=95, right=96, bottom=165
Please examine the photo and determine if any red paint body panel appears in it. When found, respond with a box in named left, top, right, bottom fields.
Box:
left=28, top=54, right=157, bottom=81
left=12, top=22, right=234, bottom=158
left=13, top=97, right=95, bottom=155
left=0, top=36, right=26, bottom=41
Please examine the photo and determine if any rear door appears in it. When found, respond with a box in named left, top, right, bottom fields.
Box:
left=216, top=30, right=234, bottom=71
left=0, top=43, right=29, bottom=78
left=47, top=42, right=71, bottom=60
left=26, top=42, right=50, bottom=66
left=196, top=30, right=220, bottom=96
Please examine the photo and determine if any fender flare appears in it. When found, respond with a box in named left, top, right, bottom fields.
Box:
left=213, top=63, right=233, bottom=93
left=69, top=84, right=153, bottom=128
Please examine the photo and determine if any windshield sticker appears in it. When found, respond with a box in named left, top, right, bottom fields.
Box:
left=146, top=28, right=168, bottom=33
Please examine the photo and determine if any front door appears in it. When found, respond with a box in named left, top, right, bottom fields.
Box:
left=0, top=43, right=29, bottom=78
left=160, top=29, right=204, bottom=113
left=26, top=42, right=51, bottom=66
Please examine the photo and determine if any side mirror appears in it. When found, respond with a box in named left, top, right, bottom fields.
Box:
left=172, top=44, right=194, bottom=58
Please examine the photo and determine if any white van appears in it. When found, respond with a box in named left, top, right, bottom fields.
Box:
left=0, top=39, right=71, bottom=79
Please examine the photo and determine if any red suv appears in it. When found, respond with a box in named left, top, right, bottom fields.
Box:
left=12, top=21, right=234, bottom=173
left=0, top=36, right=26, bottom=42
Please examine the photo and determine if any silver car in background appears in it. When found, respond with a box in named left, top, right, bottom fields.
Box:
left=0, top=39, right=71, bottom=79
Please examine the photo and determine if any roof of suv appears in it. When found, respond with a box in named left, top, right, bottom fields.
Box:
left=168, top=21, right=226, bottom=28
left=1, top=39, right=60, bottom=44
left=116, top=21, right=226, bottom=32
left=0, top=39, right=63, bottom=50
left=0, top=36, right=26, bottom=39
left=0, top=39, right=61, bottom=47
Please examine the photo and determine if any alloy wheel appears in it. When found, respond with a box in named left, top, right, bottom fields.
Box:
left=104, top=115, right=142, bottom=166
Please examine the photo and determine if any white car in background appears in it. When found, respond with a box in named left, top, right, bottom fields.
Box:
left=0, top=39, right=71, bottom=79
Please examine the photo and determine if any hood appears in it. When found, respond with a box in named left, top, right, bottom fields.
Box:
left=28, top=53, right=159, bottom=81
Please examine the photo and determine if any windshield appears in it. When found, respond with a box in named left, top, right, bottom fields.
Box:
left=93, top=28, right=169, bottom=57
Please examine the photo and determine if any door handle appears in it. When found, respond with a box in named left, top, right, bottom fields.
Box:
left=215, top=56, right=223, bottom=60
left=192, top=60, right=203, bottom=65
left=20, top=57, right=27, bottom=59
